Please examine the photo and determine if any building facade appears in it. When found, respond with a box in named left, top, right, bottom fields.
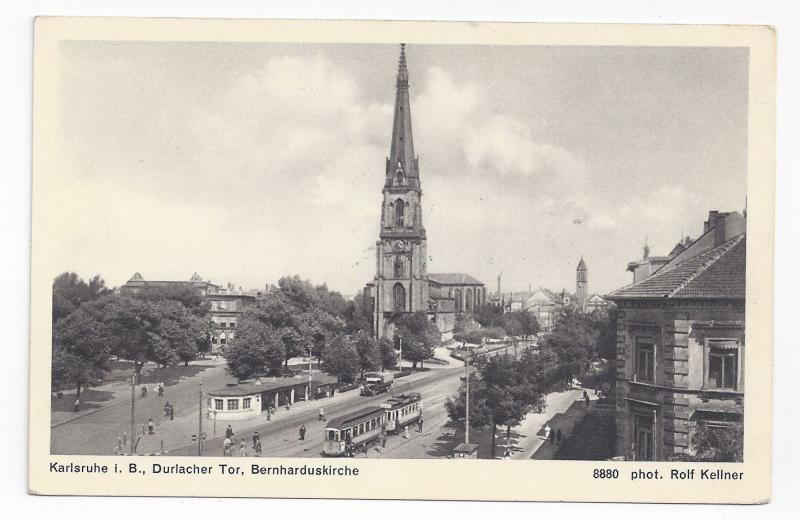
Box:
left=607, top=210, right=746, bottom=461
left=368, top=45, right=484, bottom=340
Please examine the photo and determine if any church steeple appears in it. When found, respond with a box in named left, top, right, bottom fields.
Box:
left=386, top=43, right=419, bottom=190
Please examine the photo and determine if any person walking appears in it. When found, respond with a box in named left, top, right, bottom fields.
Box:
left=402, top=425, right=409, bottom=439
left=164, top=401, right=171, bottom=417
left=318, top=408, right=325, bottom=422
left=299, top=425, right=306, bottom=441
left=254, top=439, right=262, bottom=457
left=223, top=437, right=232, bottom=456
left=381, top=434, right=387, bottom=448
left=73, top=398, right=80, bottom=412
left=239, top=439, right=247, bottom=457
left=418, top=417, right=424, bottom=433
left=169, top=404, right=174, bottom=421
left=147, top=418, right=154, bottom=435
left=543, top=424, right=551, bottom=440
left=225, top=425, right=234, bottom=439
left=363, top=443, right=369, bottom=457
left=141, top=386, right=147, bottom=399
left=157, top=383, right=164, bottom=397
left=252, top=432, right=260, bottom=449
left=584, top=393, right=591, bottom=408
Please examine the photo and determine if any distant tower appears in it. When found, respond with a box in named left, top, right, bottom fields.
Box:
left=643, top=235, right=650, bottom=260
left=576, top=256, right=588, bottom=311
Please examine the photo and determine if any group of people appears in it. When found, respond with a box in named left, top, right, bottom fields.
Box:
left=140, top=382, right=167, bottom=399
left=223, top=425, right=263, bottom=457
left=543, top=423, right=563, bottom=445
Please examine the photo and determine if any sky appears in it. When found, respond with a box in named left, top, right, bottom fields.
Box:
left=52, top=42, right=748, bottom=296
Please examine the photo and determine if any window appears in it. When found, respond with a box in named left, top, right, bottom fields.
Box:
left=466, top=288, right=473, bottom=311
left=395, top=199, right=405, bottom=226
left=214, top=399, right=224, bottom=410
left=243, top=398, right=251, bottom=410
left=394, top=256, right=403, bottom=278
left=227, top=399, right=239, bottom=410
left=230, top=322, right=236, bottom=329
left=327, top=430, right=336, bottom=441
left=707, top=340, right=739, bottom=390
left=635, top=339, right=655, bottom=383
left=393, top=283, right=406, bottom=312
left=220, top=322, right=226, bottom=329
left=633, top=414, right=654, bottom=461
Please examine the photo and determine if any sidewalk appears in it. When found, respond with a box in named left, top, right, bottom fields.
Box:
left=507, top=385, right=601, bottom=460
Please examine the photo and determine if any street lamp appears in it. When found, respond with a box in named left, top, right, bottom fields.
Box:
left=397, top=334, right=403, bottom=373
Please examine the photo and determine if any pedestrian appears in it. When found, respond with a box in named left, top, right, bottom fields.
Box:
left=164, top=401, right=171, bottom=417
left=381, top=435, right=387, bottom=448
left=543, top=424, right=551, bottom=440
left=318, top=408, right=325, bottom=421
left=226, top=425, right=234, bottom=439
left=73, top=398, right=80, bottom=412
left=148, top=418, right=154, bottom=435
left=418, top=417, right=424, bottom=433
left=239, top=439, right=247, bottom=457
left=254, top=439, right=262, bottom=457
left=252, top=432, right=260, bottom=449
left=157, top=383, right=164, bottom=397
left=403, top=425, right=409, bottom=439
left=141, top=386, right=147, bottom=399
left=299, top=425, right=306, bottom=441
left=582, top=389, right=588, bottom=401
left=363, top=443, right=369, bottom=457
left=169, top=404, right=174, bottom=421
left=584, top=394, right=591, bottom=408
left=223, top=437, right=232, bottom=456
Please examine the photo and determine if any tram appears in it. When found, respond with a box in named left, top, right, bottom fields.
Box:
left=381, top=393, right=423, bottom=434
left=322, top=406, right=385, bottom=456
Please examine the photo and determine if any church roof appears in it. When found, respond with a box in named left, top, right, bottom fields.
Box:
left=577, top=257, right=587, bottom=271
left=608, top=234, right=745, bottom=300
left=386, top=44, right=419, bottom=189
left=427, top=273, right=484, bottom=286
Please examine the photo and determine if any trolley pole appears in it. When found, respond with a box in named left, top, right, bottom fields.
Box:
left=464, top=341, right=470, bottom=445
left=398, top=334, right=403, bottom=373
left=198, top=382, right=203, bottom=456
left=129, top=375, right=135, bottom=455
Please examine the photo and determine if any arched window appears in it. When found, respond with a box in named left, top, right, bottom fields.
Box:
left=466, top=288, right=473, bottom=311
left=394, top=256, right=403, bottom=278
left=454, top=289, right=462, bottom=312
left=395, top=199, right=404, bottom=227
left=397, top=170, right=405, bottom=185
left=404, top=201, right=411, bottom=227
left=388, top=202, right=394, bottom=226
left=393, top=283, right=406, bottom=312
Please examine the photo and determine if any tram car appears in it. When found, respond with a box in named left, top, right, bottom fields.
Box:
left=322, top=406, right=385, bottom=456
left=381, top=393, right=423, bottom=434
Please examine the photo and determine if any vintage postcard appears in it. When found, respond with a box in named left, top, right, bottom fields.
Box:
left=29, top=17, right=775, bottom=502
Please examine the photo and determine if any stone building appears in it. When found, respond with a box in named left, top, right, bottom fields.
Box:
left=607, top=210, right=746, bottom=461
left=366, top=45, right=484, bottom=340
left=119, top=272, right=219, bottom=296
left=576, top=257, right=588, bottom=311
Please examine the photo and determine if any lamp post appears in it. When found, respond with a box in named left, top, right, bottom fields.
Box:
left=464, top=340, right=470, bottom=445
left=198, top=382, right=203, bottom=456
left=129, top=375, right=135, bottom=455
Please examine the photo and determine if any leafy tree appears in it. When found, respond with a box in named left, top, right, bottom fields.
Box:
left=134, top=284, right=210, bottom=318
left=378, top=337, right=397, bottom=371
left=453, top=316, right=484, bottom=345
left=540, top=307, right=599, bottom=385
left=52, top=272, right=110, bottom=324
left=321, top=334, right=360, bottom=383
left=223, top=318, right=285, bottom=379
left=52, top=307, right=112, bottom=400
left=344, top=291, right=373, bottom=334
left=503, top=310, right=540, bottom=340
left=592, top=305, right=619, bottom=360
left=684, top=422, right=743, bottom=462
left=395, top=311, right=440, bottom=369
left=352, top=330, right=380, bottom=377
left=473, top=303, right=503, bottom=328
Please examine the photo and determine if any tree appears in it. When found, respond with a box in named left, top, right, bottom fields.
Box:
left=52, top=307, right=112, bottom=401
left=473, top=303, right=503, bottom=328
left=503, top=310, right=540, bottom=340
left=540, top=307, right=599, bottom=385
left=52, top=272, right=110, bottom=324
left=593, top=305, right=619, bottom=360
left=684, top=422, right=743, bottom=462
left=223, top=319, right=285, bottom=379
left=134, top=284, right=210, bottom=318
left=321, top=334, right=360, bottom=383
left=453, top=316, right=483, bottom=345
left=352, top=330, right=380, bottom=377
left=378, top=337, right=397, bottom=371
left=395, top=311, right=440, bottom=369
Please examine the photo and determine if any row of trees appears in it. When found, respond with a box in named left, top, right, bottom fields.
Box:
left=453, top=305, right=542, bottom=345
left=51, top=273, right=210, bottom=400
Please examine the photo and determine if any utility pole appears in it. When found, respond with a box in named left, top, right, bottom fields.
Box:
left=398, top=334, right=403, bottom=373
left=198, top=382, right=203, bottom=456
left=464, top=341, right=470, bottom=445
left=129, top=375, right=135, bottom=455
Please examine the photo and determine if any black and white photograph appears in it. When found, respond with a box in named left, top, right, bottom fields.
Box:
left=27, top=17, right=775, bottom=503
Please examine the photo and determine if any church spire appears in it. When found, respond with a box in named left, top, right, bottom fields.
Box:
left=387, top=43, right=418, bottom=189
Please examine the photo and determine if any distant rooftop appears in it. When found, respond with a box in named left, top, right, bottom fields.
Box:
left=427, top=273, right=484, bottom=286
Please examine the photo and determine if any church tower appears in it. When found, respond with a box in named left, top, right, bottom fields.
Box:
left=373, top=44, right=429, bottom=339
left=576, top=256, right=588, bottom=311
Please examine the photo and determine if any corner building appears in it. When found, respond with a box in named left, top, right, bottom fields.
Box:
left=607, top=211, right=746, bottom=461
left=367, top=45, right=484, bottom=340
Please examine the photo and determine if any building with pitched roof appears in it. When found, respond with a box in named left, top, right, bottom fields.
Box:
left=607, top=210, right=746, bottom=461
left=364, top=45, right=484, bottom=341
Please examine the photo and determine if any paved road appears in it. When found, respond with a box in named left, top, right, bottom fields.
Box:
left=168, top=365, right=464, bottom=458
